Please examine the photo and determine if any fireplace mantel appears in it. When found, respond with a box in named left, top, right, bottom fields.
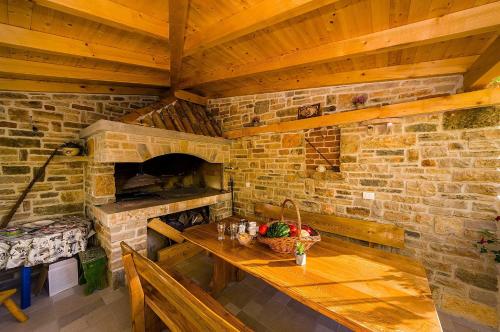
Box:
left=80, top=119, right=231, bottom=163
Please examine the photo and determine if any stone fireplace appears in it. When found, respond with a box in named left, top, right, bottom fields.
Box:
left=80, top=120, right=232, bottom=286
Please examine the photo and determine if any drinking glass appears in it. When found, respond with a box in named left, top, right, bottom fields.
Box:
left=217, top=222, right=226, bottom=241
left=230, top=222, right=239, bottom=240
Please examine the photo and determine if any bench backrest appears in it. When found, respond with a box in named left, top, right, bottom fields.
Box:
left=254, top=203, right=404, bottom=248
left=120, top=241, right=250, bottom=332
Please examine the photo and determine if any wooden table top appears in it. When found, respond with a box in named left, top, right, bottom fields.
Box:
left=182, top=220, right=442, bottom=332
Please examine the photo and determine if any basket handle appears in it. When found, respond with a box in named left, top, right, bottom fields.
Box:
left=280, top=199, right=302, bottom=240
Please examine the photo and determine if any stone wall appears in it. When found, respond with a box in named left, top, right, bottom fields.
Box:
left=0, top=91, right=158, bottom=225
left=208, top=76, right=500, bottom=328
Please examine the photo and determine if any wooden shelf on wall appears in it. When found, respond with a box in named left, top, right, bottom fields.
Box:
left=224, top=88, right=500, bottom=139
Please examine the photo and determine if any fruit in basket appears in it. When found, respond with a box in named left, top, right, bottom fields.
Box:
left=300, top=229, right=310, bottom=237
left=288, top=224, right=297, bottom=233
left=258, top=224, right=268, bottom=236
left=266, top=222, right=290, bottom=238
left=301, top=225, right=314, bottom=235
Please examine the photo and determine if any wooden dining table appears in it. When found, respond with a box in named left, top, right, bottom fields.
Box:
left=182, top=219, right=442, bottom=332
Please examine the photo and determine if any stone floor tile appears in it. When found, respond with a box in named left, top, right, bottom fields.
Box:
left=57, top=296, right=105, bottom=327
left=242, top=300, right=263, bottom=317
left=59, top=316, right=89, bottom=332
left=224, top=302, right=242, bottom=316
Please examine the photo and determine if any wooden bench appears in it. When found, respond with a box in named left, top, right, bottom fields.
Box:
left=254, top=203, right=405, bottom=249
left=121, top=241, right=252, bottom=332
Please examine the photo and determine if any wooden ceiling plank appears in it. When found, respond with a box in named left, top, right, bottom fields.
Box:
left=224, top=88, right=500, bottom=139
left=168, top=0, right=189, bottom=90
left=0, top=23, right=170, bottom=70
left=183, top=0, right=342, bottom=57
left=211, top=56, right=477, bottom=98
left=174, top=89, right=207, bottom=106
left=33, top=0, right=169, bottom=40
left=179, top=2, right=500, bottom=89
left=0, top=57, right=169, bottom=86
left=463, top=36, right=500, bottom=90
left=7, top=0, right=33, bottom=28
left=0, top=77, right=164, bottom=95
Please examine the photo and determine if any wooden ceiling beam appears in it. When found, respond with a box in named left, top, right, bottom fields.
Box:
left=210, top=56, right=477, bottom=98
left=168, top=0, right=189, bottom=91
left=183, top=0, right=341, bottom=57
left=179, top=2, right=500, bottom=89
left=0, top=57, right=169, bottom=86
left=34, top=0, right=169, bottom=40
left=0, top=23, right=170, bottom=70
left=174, top=90, right=207, bottom=106
left=463, top=36, right=500, bottom=91
left=224, top=88, right=500, bottom=139
left=0, top=78, right=165, bottom=95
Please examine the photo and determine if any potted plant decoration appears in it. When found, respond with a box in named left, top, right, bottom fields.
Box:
left=295, top=241, right=306, bottom=266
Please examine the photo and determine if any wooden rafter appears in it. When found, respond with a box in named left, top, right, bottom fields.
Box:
left=211, top=57, right=477, bottom=98
left=224, top=88, right=500, bottom=139
left=183, top=0, right=341, bottom=57
left=179, top=2, right=500, bottom=89
left=0, top=78, right=165, bottom=95
left=0, top=23, right=170, bottom=70
left=463, top=36, right=500, bottom=91
left=0, top=57, right=169, bottom=86
left=120, top=95, right=177, bottom=123
left=34, top=0, right=169, bottom=40
left=168, top=0, right=189, bottom=91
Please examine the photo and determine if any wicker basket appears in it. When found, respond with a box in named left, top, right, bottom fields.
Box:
left=257, top=199, right=320, bottom=254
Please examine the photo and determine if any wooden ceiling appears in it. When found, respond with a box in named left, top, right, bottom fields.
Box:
left=0, top=0, right=499, bottom=97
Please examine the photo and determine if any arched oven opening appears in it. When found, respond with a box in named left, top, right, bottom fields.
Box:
left=114, top=153, right=224, bottom=202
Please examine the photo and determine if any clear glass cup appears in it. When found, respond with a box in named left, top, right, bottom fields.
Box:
left=217, top=222, right=226, bottom=241
left=230, top=222, right=239, bottom=240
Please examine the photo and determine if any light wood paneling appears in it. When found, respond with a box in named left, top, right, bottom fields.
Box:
left=0, top=23, right=170, bottom=70
left=0, top=57, right=169, bottom=86
left=179, top=2, right=500, bottom=89
left=34, top=0, right=169, bottom=39
left=0, top=78, right=164, bottom=95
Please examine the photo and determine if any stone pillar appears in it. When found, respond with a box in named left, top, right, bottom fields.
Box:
left=92, top=209, right=147, bottom=288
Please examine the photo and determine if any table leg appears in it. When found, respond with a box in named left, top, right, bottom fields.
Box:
left=211, top=256, right=240, bottom=297
left=20, top=266, right=31, bottom=309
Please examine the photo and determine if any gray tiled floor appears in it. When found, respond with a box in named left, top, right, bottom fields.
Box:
left=0, top=254, right=497, bottom=332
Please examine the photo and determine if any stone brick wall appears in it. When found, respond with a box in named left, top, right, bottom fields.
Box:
left=0, top=91, right=158, bottom=225
left=208, top=76, right=500, bottom=328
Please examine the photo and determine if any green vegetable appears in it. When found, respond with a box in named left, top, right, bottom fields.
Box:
left=296, top=241, right=305, bottom=255
left=266, top=222, right=290, bottom=238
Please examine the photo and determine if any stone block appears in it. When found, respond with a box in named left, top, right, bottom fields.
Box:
left=0, top=137, right=40, bottom=148
left=93, top=174, right=115, bottom=197
left=2, top=165, right=30, bottom=174
left=362, top=134, right=416, bottom=149
left=455, top=268, right=497, bottom=291
left=442, top=294, right=497, bottom=327
left=443, top=106, right=499, bottom=130
left=282, top=133, right=302, bottom=148
left=405, top=123, right=437, bottom=132
left=33, top=203, right=83, bottom=216
left=340, top=135, right=359, bottom=154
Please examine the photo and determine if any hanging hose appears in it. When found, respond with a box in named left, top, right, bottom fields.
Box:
left=1, top=147, right=60, bottom=229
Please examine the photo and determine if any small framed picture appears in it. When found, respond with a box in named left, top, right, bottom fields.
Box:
left=298, top=103, right=321, bottom=119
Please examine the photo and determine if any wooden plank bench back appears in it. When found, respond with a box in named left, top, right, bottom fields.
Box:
left=254, top=203, right=405, bottom=249
left=120, top=242, right=252, bottom=332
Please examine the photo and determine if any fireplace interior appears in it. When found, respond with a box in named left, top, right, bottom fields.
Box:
left=114, top=153, right=224, bottom=202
